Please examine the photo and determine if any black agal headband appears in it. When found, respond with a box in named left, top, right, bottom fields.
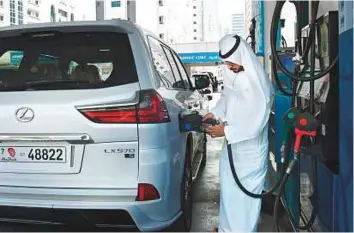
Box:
left=219, top=35, right=241, bottom=59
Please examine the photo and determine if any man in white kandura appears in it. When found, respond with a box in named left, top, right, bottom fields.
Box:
left=203, top=34, right=274, bottom=232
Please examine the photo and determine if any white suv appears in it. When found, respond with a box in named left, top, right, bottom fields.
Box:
left=0, top=20, right=210, bottom=231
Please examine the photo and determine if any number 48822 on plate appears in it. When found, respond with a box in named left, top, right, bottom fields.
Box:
left=0, top=147, right=67, bottom=163
left=28, top=148, right=66, bottom=163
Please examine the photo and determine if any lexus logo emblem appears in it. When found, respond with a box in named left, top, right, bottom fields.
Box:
left=15, top=107, right=35, bottom=123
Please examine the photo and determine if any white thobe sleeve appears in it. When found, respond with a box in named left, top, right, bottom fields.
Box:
left=210, top=91, right=227, bottom=120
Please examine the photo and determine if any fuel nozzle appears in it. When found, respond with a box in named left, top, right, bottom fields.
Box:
left=293, top=112, right=319, bottom=155
left=280, top=107, right=300, bottom=163
left=286, top=112, right=319, bottom=175
left=283, top=107, right=300, bottom=125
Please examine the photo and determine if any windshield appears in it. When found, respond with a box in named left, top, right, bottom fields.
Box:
left=0, top=32, right=138, bottom=91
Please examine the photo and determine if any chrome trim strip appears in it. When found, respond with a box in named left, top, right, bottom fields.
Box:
left=75, top=91, right=140, bottom=110
left=0, top=134, right=93, bottom=143
left=70, top=145, right=75, bottom=167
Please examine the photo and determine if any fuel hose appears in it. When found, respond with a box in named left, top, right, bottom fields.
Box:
left=270, top=1, right=338, bottom=82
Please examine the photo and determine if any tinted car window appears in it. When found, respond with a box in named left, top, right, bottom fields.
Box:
left=171, top=52, right=191, bottom=89
left=0, top=32, right=137, bottom=91
left=162, top=46, right=185, bottom=89
left=148, top=37, right=177, bottom=89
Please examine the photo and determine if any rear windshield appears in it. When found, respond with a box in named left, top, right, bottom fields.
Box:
left=0, top=32, right=138, bottom=91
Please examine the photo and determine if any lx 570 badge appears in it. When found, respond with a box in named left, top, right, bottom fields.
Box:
left=104, top=148, right=136, bottom=158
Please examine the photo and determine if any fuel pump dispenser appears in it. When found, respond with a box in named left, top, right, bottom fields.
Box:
left=270, top=0, right=341, bottom=231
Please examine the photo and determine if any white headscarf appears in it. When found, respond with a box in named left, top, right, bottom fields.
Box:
left=212, top=34, right=274, bottom=144
left=219, top=34, right=274, bottom=104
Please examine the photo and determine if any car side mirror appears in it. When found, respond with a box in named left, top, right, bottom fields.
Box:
left=203, top=89, right=211, bottom=94
left=207, top=95, right=213, bottom=100
left=195, top=77, right=210, bottom=90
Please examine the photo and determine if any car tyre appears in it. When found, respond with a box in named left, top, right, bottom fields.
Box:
left=170, top=149, right=193, bottom=232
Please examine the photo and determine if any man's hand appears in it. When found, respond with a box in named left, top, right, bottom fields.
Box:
left=202, top=113, right=216, bottom=122
left=206, top=122, right=225, bottom=138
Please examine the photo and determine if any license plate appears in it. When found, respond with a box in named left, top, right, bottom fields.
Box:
left=0, top=146, right=67, bottom=163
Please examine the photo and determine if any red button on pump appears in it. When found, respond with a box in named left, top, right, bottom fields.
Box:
left=300, top=118, right=308, bottom=126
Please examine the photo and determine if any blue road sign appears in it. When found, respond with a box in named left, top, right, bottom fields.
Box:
left=178, top=52, right=221, bottom=64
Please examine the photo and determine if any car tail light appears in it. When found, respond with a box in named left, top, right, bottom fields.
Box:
left=136, top=183, right=160, bottom=201
left=79, top=106, right=138, bottom=123
left=78, top=90, right=170, bottom=124
left=138, top=90, right=170, bottom=123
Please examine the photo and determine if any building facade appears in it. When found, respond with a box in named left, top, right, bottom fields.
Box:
left=202, top=0, right=222, bottom=42
left=165, top=0, right=221, bottom=44
left=95, top=0, right=221, bottom=44
left=244, top=0, right=253, bottom=36
left=190, top=0, right=204, bottom=42
left=164, top=0, right=205, bottom=44
left=0, top=0, right=26, bottom=26
left=96, top=0, right=132, bottom=21
left=0, top=0, right=87, bottom=27
left=96, top=0, right=170, bottom=43
left=230, top=13, right=246, bottom=39
left=40, top=0, right=75, bottom=24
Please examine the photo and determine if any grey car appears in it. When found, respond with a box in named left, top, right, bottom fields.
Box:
left=0, top=20, right=210, bottom=231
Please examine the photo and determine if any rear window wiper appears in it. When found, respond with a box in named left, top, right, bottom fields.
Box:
left=26, top=79, right=91, bottom=86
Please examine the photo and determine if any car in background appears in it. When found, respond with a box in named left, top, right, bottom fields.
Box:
left=0, top=19, right=210, bottom=232
left=191, top=73, right=213, bottom=100
left=206, top=72, right=218, bottom=92
left=217, top=76, right=224, bottom=90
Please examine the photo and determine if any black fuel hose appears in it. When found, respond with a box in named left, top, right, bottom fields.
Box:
left=272, top=55, right=293, bottom=96
left=271, top=1, right=315, bottom=98
left=273, top=173, right=294, bottom=231
left=271, top=1, right=305, bottom=97
left=281, top=152, right=318, bottom=230
left=281, top=36, right=288, bottom=48
left=227, top=143, right=287, bottom=198
left=270, top=1, right=338, bottom=82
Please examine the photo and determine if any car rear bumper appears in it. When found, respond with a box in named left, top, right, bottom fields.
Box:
left=0, top=146, right=182, bottom=231
left=0, top=188, right=181, bottom=231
